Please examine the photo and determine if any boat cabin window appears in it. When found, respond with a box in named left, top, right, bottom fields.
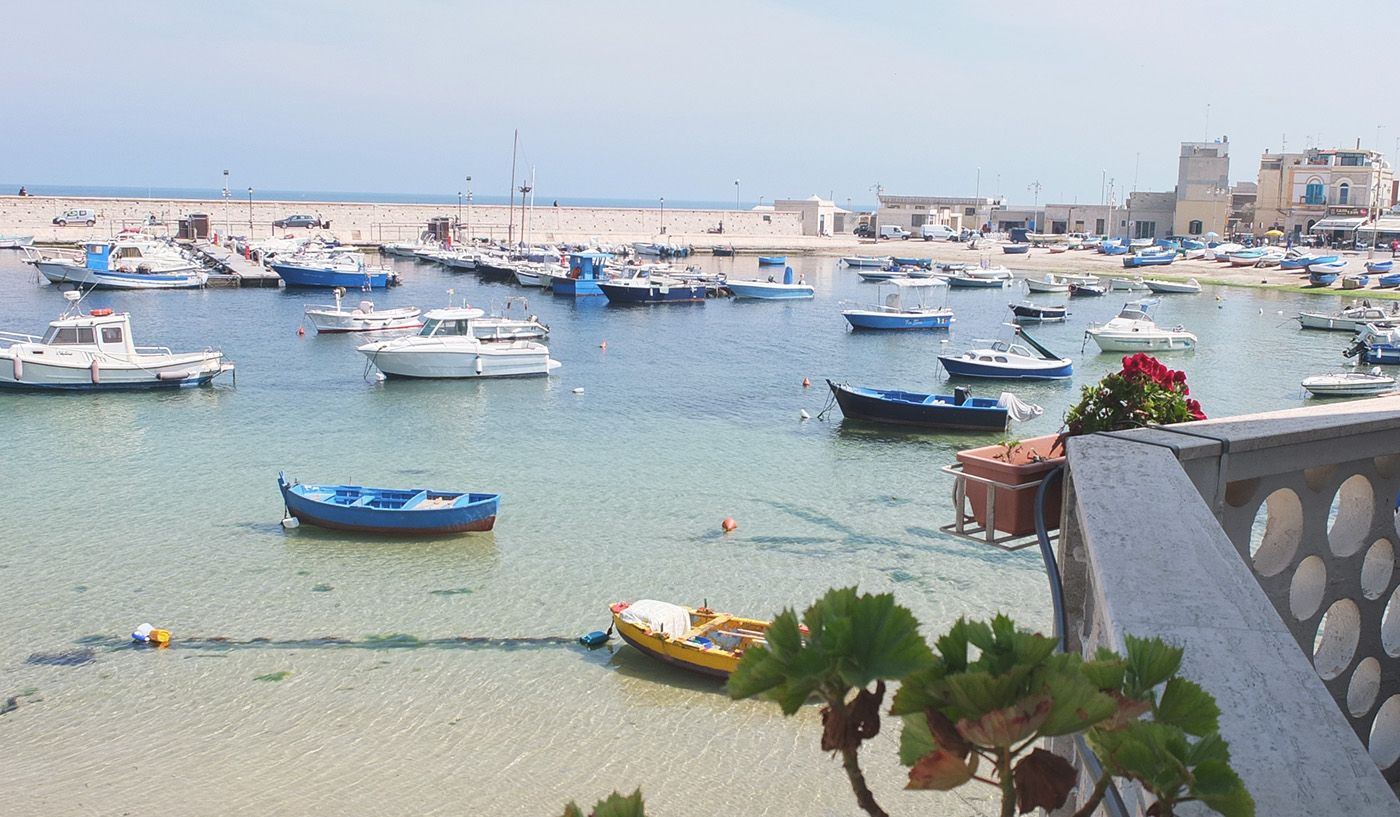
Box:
left=114, top=246, right=144, bottom=259
left=420, top=318, right=473, bottom=337
left=43, top=326, right=95, bottom=345
left=101, top=326, right=123, bottom=344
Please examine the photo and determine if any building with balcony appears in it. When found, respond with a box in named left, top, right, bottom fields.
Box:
left=1256, top=146, right=1395, bottom=243
left=874, top=194, right=999, bottom=234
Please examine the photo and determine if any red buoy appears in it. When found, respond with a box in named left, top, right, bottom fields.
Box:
left=600, top=340, right=607, bottom=349
left=298, top=326, right=305, bottom=336
left=803, top=377, right=810, bottom=387
left=722, top=518, right=737, bottom=532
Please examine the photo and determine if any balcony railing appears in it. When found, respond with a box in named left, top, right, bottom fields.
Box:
left=1054, top=397, right=1400, bottom=814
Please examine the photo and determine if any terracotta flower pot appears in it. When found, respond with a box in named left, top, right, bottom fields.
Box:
left=955, top=434, right=1065, bottom=537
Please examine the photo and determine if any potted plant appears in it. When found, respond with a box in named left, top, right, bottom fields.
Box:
left=955, top=354, right=1205, bottom=537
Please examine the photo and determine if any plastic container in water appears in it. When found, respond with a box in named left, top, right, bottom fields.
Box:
left=132, top=623, right=154, bottom=642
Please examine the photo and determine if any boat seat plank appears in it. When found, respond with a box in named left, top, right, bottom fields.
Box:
left=683, top=615, right=730, bottom=640
left=400, top=490, right=429, bottom=509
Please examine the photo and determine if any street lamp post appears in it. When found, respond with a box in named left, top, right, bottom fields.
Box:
left=247, top=187, right=253, bottom=236
left=659, top=197, right=665, bottom=234
left=519, top=184, right=532, bottom=246
left=465, top=176, right=473, bottom=243
left=735, top=179, right=740, bottom=210
left=457, top=191, right=462, bottom=228
left=222, top=170, right=230, bottom=241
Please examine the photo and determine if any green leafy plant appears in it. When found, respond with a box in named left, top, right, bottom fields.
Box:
left=727, top=587, right=937, bottom=817
left=559, top=788, right=646, bottom=817
left=729, top=591, right=1251, bottom=817
left=1064, top=353, right=1206, bottom=438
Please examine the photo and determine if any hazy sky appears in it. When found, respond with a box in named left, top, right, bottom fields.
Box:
left=6, top=1, right=1397, bottom=206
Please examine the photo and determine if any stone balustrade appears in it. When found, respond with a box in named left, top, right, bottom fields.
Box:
left=1056, top=396, right=1400, bottom=814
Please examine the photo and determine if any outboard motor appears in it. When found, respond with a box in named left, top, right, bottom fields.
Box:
left=954, top=386, right=970, bottom=406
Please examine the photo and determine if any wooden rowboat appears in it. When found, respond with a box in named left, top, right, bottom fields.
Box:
left=278, top=472, right=499, bottom=534
left=610, top=600, right=775, bottom=678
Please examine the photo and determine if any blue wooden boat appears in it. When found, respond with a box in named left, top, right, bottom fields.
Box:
left=1303, top=255, right=1340, bottom=268
left=1123, top=252, right=1176, bottom=268
left=270, top=254, right=397, bottom=289
left=1101, top=242, right=1130, bottom=256
left=1009, top=301, right=1066, bottom=322
left=937, top=327, right=1073, bottom=381
left=1366, top=260, right=1394, bottom=273
left=1309, top=271, right=1340, bottom=286
left=826, top=380, right=1009, bottom=431
left=553, top=251, right=613, bottom=297
left=597, top=276, right=707, bottom=303
left=892, top=257, right=932, bottom=269
left=841, top=280, right=952, bottom=329
left=1378, top=272, right=1400, bottom=287
left=1069, top=281, right=1108, bottom=297
left=757, top=256, right=786, bottom=266
left=1280, top=256, right=1312, bottom=270
left=1003, top=244, right=1030, bottom=254
left=278, top=472, right=499, bottom=534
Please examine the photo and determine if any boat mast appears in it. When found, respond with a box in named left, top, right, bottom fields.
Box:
left=508, top=129, right=518, bottom=245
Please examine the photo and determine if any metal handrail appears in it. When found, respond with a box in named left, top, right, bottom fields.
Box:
left=1035, top=465, right=1129, bottom=817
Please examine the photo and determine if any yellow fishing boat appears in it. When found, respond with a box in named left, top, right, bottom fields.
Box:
left=609, top=600, right=774, bottom=678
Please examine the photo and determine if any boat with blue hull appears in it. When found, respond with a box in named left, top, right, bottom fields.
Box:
left=728, top=266, right=813, bottom=299
left=553, top=251, right=614, bottom=297
left=826, top=380, right=1011, bottom=431
left=598, top=275, right=707, bottom=303
left=937, top=326, right=1073, bottom=380
left=841, top=279, right=952, bottom=329
left=278, top=472, right=499, bottom=534
left=1123, top=251, right=1176, bottom=268
left=1366, top=260, right=1395, bottom=273
left=271, top=251, right=397, bottom=289
left=757, top=256, right=786, bottom=266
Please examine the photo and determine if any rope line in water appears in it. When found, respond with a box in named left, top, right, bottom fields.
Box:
left=26, top=634, right=590, bottom=665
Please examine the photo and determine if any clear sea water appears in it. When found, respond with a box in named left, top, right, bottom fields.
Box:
left=0, top=250, right=1364, bottom=815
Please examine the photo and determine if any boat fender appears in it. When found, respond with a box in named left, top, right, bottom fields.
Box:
left=13, top=356, right=21, bottom=381
left=282, top=515, right=300, bottom=529
left=156, top=370, right=191, bottom=381
left=474, top=356, right=483, bottom=375
left=90, top=360, right=100, bottom=385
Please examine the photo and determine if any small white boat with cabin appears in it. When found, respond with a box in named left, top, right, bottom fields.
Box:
left=1143, top=278, right=1202, bottom=294
left=1085, top=299, right=1198, bottom=353
left=1024, top=273, right=1071, bottom=293
left=0, top=291, right=233, bottom=389
left=1110, top=275, right=1149, bottom=291
left=357, top=306, right=560, bottom=379
left=1302, top=369, right=1397, bottom=397
left=1296, top=302, right=1400, bottom=332
left=304, top=288, right=423, bottom=334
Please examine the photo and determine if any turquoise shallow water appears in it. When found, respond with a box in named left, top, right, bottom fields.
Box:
left=0, top=251, right=1365, bottom=815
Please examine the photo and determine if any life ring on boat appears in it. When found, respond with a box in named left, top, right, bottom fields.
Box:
left=89, top=308, right=113, bottom=317
left=571, top=266, right=582, bottom=279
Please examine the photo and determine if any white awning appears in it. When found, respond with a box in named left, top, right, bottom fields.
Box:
left=1311, top=217, right=1365, bottom=232
left=1367, top=216, right=1400, bottom=234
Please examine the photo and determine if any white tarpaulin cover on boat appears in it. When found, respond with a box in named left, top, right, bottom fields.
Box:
left=619, top=600, right=691, bottom=637
left=1311, top=217, right=1365, bottom=232
left=997, top=392, right=1045, bottom=423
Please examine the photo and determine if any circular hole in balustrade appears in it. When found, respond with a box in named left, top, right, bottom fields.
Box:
left=1363, top=538, right=1396, bottom=601
left=1250, top=489, right=1302, bottom=577
left=1329, top=475, right=1375, bottom=558
left=1384, top=587, right=1400, bottom=658
left=1350, top=657, right=1383, bottom=718
left=1370, top=695, right=1400, bottom=769
left=1314, top=598, right=1361, bottom=680
left=1290, top=556, right=1328, bottom=621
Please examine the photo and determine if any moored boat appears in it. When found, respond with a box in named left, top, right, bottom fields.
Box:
left=1296, top=303, right=1400, bottom=332
left=757, top=256, right=786, bottom=266
left=358, top=306, right=560, bottom=378
left=826, top=380, right=1012, bottom=431
left=1025, top=273, right=1071, bottom=293
left=610, top=599, right=774, bottom=678
left=841, top=279, right=952, bottom=329
left=1085, top=299, right=1197, bottom=352
left=0, top=234, right=35, bottom=249
left=728, top=266, right=814, bottom=299
left=0, top=291, right=233, bottom=389
left=937, top=326, right=1073, bottom=380
left=305, top=288, right=422, bottom=334
left=1008, top=301, right=1066, bottom=322
left=1068, top=281, right=1108, bottom=297
left=271, top=250, right=397, bottom=289
left=1302, top=371, right=1397, bottom=398
left=1143, top=278, right=1202, bottom=294
left=278, top=472, right=499, bottom=534
left=841, top=255, right=893, bottom=268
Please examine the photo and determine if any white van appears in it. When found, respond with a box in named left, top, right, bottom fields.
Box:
left=879, top=225, right=911, bottom=240
left=920, top=224, right=956, bottom=241
left=52, top=208, right=97, bottom=226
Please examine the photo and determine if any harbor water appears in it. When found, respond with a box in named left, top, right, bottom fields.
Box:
left=0, top=251, right=1367, bottom=815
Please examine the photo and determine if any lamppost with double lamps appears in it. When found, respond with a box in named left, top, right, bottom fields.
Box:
left=247, top=187, right=253, bottom=235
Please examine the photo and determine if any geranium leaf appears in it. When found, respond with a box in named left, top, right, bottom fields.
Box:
left=1193, top=767, right=1256, bottom=817
left=1155, top=677, right=1220, bottom=736
left=906, top=749, right=974, bottom=790
left=1124, top=634, right=1182, bottom=694
left=956, top=695, right=1051, bottom=748
left=590, top=789, right=647, bottom=817
left=560, top=803, right=585, bottom=817
left=1013, top=748, right=1077, bottom=814
left=889, top=664, right=948, bottom=715
left=899, top=713, right=939, bottom=766
left=1037, top=671, right=1119, bottom=737
left=1186, top=732, right=1231, bottom=766
left=1081, top=656, right=1127, bottom=692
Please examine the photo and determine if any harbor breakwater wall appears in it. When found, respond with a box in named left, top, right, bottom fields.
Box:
left=0, top=195, right=807, bottom=248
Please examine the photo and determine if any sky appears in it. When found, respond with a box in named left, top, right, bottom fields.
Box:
left=5, top=0, right=1399, bottom=207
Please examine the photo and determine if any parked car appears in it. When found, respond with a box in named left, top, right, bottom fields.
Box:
left=879, top=225, right=912, bottom=240
left=920, top=224, right=956, bottom=241
left=853, top=224, right=875, bottom=238
left=273, top=214, right=322, bottom=229
left=52, top=208, right=96, bottom=226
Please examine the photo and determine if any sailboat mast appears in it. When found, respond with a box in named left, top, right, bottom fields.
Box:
left=508, top=129, right=518, bottom=245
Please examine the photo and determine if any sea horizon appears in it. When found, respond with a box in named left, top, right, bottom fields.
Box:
left=1, top=182, right=877, bottom=212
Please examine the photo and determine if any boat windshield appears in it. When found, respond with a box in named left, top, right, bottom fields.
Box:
left=419, top=318, right=474, bottom=337
left=41, top=325, right=96, bottom=345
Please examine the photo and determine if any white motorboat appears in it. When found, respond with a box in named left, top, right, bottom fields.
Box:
left=357, top=307, right=560, bottom=379
left=0, top=234, right=35, bottom=249
left=470, top=298, right=550, bottom=340
left=1296, top=303, right=1400, bottom=332
left=857, top=269, right=902, bottom=281
left=1110, top=276, right=1149, bottom=291
left=938, top=327, right=1073, bottom=380
left=304, top=289, right=422, bottom=334
left=0, top=292, right=233, bottom=389
left=1085, top=299, right=1198, bottom=352
left=841, top=255, right=893, bottom=268
left=1144, top=278, right=1202, bottom=294
left=727, top=268, right=815, bottom=299
left=966, top=264, right=1013, bottom=280
left=1302, top=370, right=1397, bottom=397
left=24, top=237, right=204, bottom=288
left=1025, top=273, right=1071, bottom=293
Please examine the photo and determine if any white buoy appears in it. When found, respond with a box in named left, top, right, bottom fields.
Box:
left=281, top=516, right=300, bottom=529
left=573, top=387, right=584, bottom=394
left=800, top=409, right=810, bottom=420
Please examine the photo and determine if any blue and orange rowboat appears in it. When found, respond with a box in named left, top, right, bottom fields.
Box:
left=277, top=472, right=498, bottom=535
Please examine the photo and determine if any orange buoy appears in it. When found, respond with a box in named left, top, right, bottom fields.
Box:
left=298, top=326, right=305, bottom=336
left=803, top=377, right=810, bottom=387
left=722, top=518, right=737, bottom=532
left=599, top=340, right=607, bottom=349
